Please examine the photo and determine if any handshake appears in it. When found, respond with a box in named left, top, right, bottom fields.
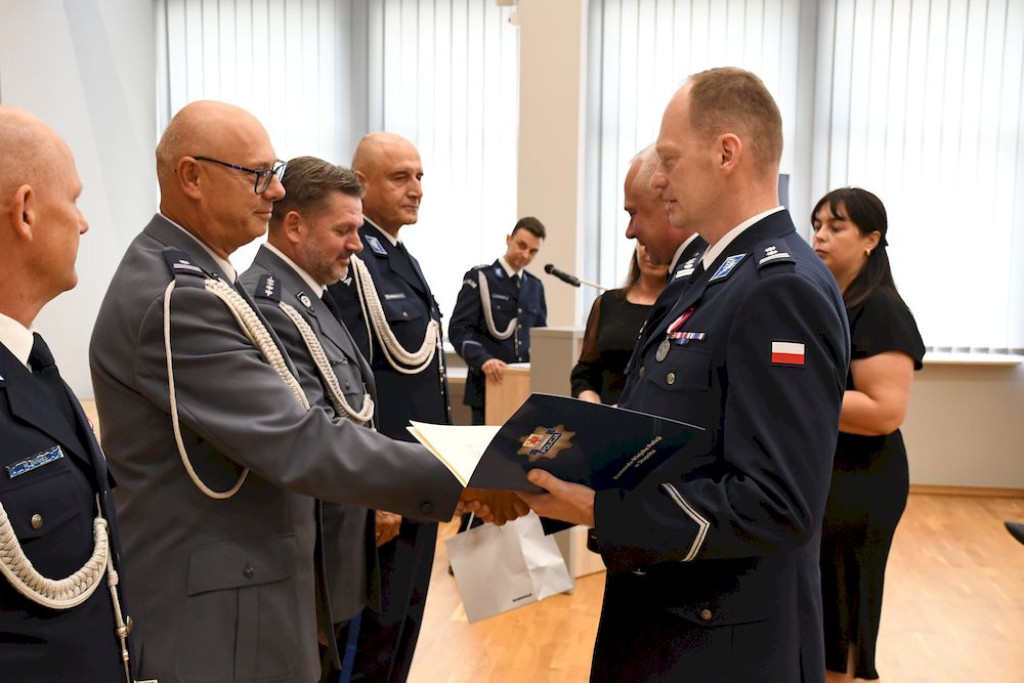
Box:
left=457, top=488, right=529, bottom=526
left=454, top=470, right=596, bottom=530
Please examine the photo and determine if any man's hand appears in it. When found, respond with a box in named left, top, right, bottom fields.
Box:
left=481, top=358, right=507, bottom=384
left=459, top=488, right=529, bottom=525
left=375, top=510, right=402, bottom=546
left=517, top=470, right=596, bottom=528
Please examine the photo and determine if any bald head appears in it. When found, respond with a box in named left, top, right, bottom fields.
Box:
left=0, top=106, right=68, bottom=199
left=0, top=106, right=87, bottom=324
left=624, top=145, right=692, bottom=267
left=351, top=132, right=423, bottom=236
left=155, top=100, right=284, bottom=257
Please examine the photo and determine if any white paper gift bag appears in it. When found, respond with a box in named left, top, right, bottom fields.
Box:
left=445, top=511, right=573, bottom=622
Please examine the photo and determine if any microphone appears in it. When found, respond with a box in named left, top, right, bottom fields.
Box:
left=544, top=264, right=581, bottom=287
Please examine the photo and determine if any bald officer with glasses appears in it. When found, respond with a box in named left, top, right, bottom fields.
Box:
left=89, top=101, right=514, bottom=683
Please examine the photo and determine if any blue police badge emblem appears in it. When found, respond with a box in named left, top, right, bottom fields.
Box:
left=709, top=253, right=748, bottom=282
left=517, top=425, right=575, bottom=463
left=365, top=234, right=388, bottom=255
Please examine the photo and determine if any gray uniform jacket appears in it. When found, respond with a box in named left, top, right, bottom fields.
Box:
left=89, top=215, right=461, bottom=683
left=240, top=245, right=379, bottom=624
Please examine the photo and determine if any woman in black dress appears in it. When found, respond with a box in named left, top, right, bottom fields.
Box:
left=811, top=188, right=925, bottom=681
left=570, top=243, right=668, bottom=405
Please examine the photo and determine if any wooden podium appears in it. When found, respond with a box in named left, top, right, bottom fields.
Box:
left=484, top=363, right=532, bottom=425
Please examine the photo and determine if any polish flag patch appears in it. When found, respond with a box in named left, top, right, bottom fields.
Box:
left=771, top=341, right=805, bottom=366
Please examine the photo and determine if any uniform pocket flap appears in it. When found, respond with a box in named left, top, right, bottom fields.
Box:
left=381, top=296, right=426, bottom=324
left=186, top=533, right=296, bottom=595
left=4, top=468, right=81, bottom=541
left=649, top=347, right=713, bottom=391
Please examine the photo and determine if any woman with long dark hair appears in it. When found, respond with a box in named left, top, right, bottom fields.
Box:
left=811, top=187, right=926, bottom=681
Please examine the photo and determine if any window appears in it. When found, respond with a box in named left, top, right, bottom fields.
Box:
left=158, top=0, right=520, bottom=320
left=587, top=0, right=1024, bottom=352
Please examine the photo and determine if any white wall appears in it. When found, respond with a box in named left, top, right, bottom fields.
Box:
left=903, top=363, right=1024, bottom=489
left=517, top=0, right=589, bottom=328
left=0, top=0, right=157, bottom=398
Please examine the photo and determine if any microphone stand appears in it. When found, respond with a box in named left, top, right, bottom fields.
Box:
left=575, top=277, right=608, bottom=292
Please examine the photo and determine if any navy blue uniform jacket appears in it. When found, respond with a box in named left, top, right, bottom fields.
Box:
left=326, top=222, right=451, bottom=438
left=0, top=342, right=132, bottom=681
left=593, top=210, right=850, bottom=682
left=448, top=261, right=547, bottom=409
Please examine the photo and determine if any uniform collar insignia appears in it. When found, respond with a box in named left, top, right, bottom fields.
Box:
left=709, top=253, right=748, bottom=283
left=296, top=290, right=314, bottom=309
left=365, top=234, right=388, bottom=256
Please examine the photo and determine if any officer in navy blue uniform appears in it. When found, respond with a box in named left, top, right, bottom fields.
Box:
left=324, top=132, right=451, bottom=683
left=449, top=216, right=548, bottom=425
left=620, top=145, right=707, bottom=374
left=0, top=106, right=134, bottom=682
left=521, top=68, right=850, bottom=683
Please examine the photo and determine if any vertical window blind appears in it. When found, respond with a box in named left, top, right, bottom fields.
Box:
left=588, top=0, right=1024, bottom=352
left=158, top=0, right=521, bottom=320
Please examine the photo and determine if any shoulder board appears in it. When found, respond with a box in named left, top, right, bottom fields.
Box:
left=254, top=273, right=281, bottom=301
left=674, top=253, right=703, bottom=279
left=755, top=243, right=796, bottom=273
left=708, top=253, right=748, bottom=283
left=364, top=234, right=388, bottom=256
left=162, top=248, right=211, bottom=280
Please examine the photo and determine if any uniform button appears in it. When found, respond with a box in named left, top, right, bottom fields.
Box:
left=402, top=311, right=409, bottom=318
left=699, top=608, right=713, bottom=621
left=639, top=367, right=645, bottom=378
left=30, top=514, right=43, bottom=530
left=666, top=372, right=676, bottom=385
left=243, top=565, right=255, bottom=579
left=419, top=501, right=434, bottom=515
left=518, top=308, right=523, bottom=313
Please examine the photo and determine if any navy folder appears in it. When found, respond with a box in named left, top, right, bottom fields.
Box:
left=468, top=393, right=705, bottom=492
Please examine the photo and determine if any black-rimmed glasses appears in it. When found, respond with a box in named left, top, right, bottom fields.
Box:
left=193, top=156, right=287, bottom=194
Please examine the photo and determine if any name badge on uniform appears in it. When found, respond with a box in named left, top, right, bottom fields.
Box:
left=6, top=445, right=64, bottom=479
left=384, top=293, right=406, bottom=301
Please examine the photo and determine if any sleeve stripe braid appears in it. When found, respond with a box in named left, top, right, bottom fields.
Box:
left=660, top=482, right=710, bottom=562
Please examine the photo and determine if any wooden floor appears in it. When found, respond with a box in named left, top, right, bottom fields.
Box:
left=408, top=494, right=1024, bottom=682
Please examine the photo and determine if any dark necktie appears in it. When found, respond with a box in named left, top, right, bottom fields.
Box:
left=321, top=290, right=342, bottom=319
left=511, top=274, right=521, bottom=290
left=29, top=333, right=76, bottom=429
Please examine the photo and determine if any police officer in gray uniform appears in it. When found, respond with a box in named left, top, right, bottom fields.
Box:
left=0, top=105, right=135, bottom=683
left=89, top=102, right=518, bottom=683
left=238, top=156, right=380, bottom=680
left=449, top=217, right=548, bottom=425
left=522, top=68, right=850, bottom=683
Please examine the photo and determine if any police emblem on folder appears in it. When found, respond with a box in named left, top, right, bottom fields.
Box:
left=518, top=426, right=575, bottom=462
left=468, top=394, right=706, bottom=492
